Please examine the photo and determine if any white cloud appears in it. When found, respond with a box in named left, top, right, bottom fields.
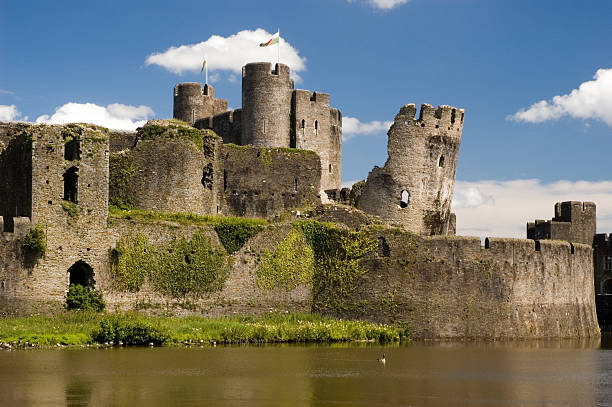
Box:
left=35, top=102, right=154, bottom=130
left=0, top=89, right=15, bottom=95
left=510, top=68, right=612, bottom=127
left=145, top=29, right=306, bottom=82
left=348, top=0, right=410, bottom=10
left=452, top=179, right=612, bottom=239
left=0, top=105, right=22, bottom=121
left=342, top=116, right=392, bottom=141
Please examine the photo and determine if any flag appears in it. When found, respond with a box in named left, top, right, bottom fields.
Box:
left=259, top=31, right=279, bottom=47
left=200, top=60, right=207, bottom=74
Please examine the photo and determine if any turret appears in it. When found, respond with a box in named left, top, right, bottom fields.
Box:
left=241, top=62, right=294, bottom=147
left=355, top=103, right=464, bottom=235
left=173, top=83, right=227, bottom=125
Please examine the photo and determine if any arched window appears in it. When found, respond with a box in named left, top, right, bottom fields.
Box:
left=68, top=261, right=95, bottom=289
left=604, top=279, right=612, bottom=294
left=439, top=155, right=445, bottom=167
left=63, top=166, right=79, bottom=203
left=400, top=190, right=410, bottom=208
left=314, top=120, right=319, bottom=134
left=301, top=119, right=305, bottom=129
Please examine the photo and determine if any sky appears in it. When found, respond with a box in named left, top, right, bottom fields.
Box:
left=2, top=0, right=612, bottom=238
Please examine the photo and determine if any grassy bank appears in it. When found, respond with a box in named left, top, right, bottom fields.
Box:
left=0, top=312, right=409, bottom=348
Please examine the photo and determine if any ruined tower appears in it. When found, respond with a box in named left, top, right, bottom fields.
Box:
left=355, top=103, right=464, bottom=235
left=241, top=62, right=294, bottom=147
left=173, top=83, right=228, bottom=125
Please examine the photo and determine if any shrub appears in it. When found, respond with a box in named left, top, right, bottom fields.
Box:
left=23, top=224, right=46, bottom=255
left=65, top=285, right=105, bottom=312
left=92, top=314, right=169, bottom=345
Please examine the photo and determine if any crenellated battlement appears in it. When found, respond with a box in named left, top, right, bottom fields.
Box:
left=392, top=103, right=465, bottom=134
left=242, top=62, right=293, bottom=84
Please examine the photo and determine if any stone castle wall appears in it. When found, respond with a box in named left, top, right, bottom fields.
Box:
left=0, top=122, right=112, bottom=314
left=109, top=124, right=221, bottom=216
left=219, top=145, right=321, bottom=218
left=0, top=212, right=599, bottom=339
left=356, top=104, right=464, bottom=235
left=327, top=232, right=598, bottom=339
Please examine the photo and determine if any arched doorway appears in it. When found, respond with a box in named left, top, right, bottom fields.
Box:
left=68, top=261, right=95, bottom=288
left=603, top=279, right=612, bottom=294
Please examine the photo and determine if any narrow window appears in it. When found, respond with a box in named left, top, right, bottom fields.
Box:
left=64, top=138, right=80, bottom=161
left=263, top=120, right=266, bottom=134
left=329, top=164, right=332, bottom=173
left=605, top=256, right=612, bottom=271
left=438, top=156, right=445, bottom=167
left=400, top=190, right=410, bottom=208
left=301, top=119, right=305, bottom=129
left=314, top=120, right=318, bottom=135
left=223, top=170, right=227, bottom=191
left=451, top=109, right=456, bottom=124
left=294, top=178, right=298, bottom=192
left=63, top=166, right=79, bottom=203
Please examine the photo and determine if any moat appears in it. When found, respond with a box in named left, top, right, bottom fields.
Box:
left=2, top=339, right=612, bottom=407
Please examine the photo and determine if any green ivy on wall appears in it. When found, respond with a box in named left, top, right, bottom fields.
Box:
left=257, top=228, right=314, bottom=290
left=152, top=231, right=230, bottom=300
left=110, top=230, right=230, bottom=300
left=110, top=232, right=156, bottom=292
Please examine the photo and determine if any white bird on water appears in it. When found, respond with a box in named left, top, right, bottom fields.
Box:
left=377, top=353, right=386, bottom=364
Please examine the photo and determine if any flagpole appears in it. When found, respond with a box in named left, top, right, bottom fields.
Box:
left=277, top=28, right=280, bottom=65
left=205, top=54, right=208, bottom=85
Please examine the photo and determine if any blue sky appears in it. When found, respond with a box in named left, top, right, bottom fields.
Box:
left=2, top=0, right=612, bottom=237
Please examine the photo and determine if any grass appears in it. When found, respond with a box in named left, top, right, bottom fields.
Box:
left=108, top=205, right=267, bottom=228
left=0, top=312, right=409, bottom=348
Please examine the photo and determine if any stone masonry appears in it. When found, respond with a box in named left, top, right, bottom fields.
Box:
left=355, top=103, right=464, bottom=235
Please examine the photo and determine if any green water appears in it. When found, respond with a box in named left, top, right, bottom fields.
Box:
left=1, top=338, right=611, bottom=406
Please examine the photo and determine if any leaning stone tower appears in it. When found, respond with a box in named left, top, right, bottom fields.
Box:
left=355, top=103, right=464, bottom=235
left=241, top=62, right=294, bottom=147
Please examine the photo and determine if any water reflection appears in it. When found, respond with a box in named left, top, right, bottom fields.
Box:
left=0, top=338, right=610, bottom=406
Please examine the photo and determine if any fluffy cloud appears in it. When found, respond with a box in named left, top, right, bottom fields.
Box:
left=342, top=116, right=392, bottom=141
left=145, top=29, right=306, bottom=82
left=0, top=105, right=22, bottom=121
left=35, top=102, right=154, bottom=130
left=347, top=0, right=410, bottom=10
left=510, top=68, right=612, bottom=126
left=452, top=179, right=612, bottom=239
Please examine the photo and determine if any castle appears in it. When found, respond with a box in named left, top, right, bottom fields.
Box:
left=0, top=62, right=600, bottom=339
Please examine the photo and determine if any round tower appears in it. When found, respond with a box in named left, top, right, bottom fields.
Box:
left=173, top=83, right=223, bottom=125
left=355, top=103, right=464, bottom=236
left=241, top=62, right=294, bottom=147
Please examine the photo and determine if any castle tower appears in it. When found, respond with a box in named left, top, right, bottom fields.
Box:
left=291, top=90, right=342, bottom=191
left=173, top=83, right=228, bottom=125
left=355, top=103, right=464, bottom=235
left=241, top=62, right=294, bottom=147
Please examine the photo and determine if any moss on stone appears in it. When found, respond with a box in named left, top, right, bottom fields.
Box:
left=138, top=121, right=205, bottom=151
